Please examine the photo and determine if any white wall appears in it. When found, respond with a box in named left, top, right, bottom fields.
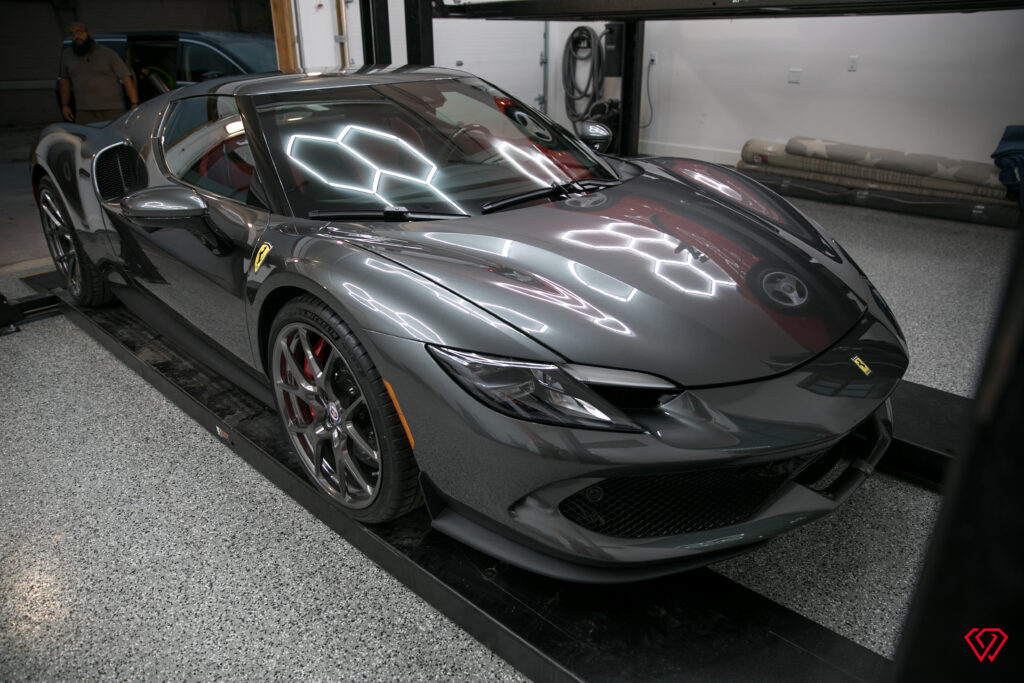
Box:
left=294, top=0, right=344, bottom=69
left=329, top=6, right=1023, bottom=165
left=637, top=11, right=1024, bottom=164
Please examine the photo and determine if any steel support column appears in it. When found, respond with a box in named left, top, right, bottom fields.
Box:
left=619, top=20, right=645, bottom=157
left=405, top=0, right=435, bottom=65
left=360, top=0, right=392, bottom=65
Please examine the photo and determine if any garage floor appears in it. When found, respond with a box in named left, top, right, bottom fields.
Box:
left=0, top=155, right=1016, bottom=679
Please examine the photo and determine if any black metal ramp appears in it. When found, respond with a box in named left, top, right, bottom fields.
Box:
left=34, top=274, right=901, bottom=682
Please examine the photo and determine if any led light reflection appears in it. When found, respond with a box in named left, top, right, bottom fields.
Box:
left=497, top=273, right=632, bottom=336
left=568, top=261, right=638, bottom=302
left=363, top=257, right=515, bottom=334
left=424, top=232, right=513, bottom=257
left=495, top=141, right=568, bottom=188
left=287, top=125, right=468, bottom=215
left=563, top=222, right=736, bottom=298
left=342, top=282, right=444, bottom=343
left=681, top=169, right=743, bottom=201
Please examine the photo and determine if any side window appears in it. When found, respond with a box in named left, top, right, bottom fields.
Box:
left=162, top=95, right=254, bottom=203
left=180, top=44, right=241, bottom=83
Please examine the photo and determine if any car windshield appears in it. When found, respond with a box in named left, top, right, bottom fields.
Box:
left=255, top=77, right=617, bottom=218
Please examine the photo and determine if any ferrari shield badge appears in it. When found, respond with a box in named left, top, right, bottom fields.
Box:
left=851, top=356, right=872, bottom=376
left=253, top=243, right=272, bottom=273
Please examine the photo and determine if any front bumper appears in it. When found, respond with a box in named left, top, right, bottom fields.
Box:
left=367, top=311, right=907, bottom=582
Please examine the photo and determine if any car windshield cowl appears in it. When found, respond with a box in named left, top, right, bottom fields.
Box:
left=480, top=178, right=623, bottom=215
left=309, top=208, right=466, bottom=221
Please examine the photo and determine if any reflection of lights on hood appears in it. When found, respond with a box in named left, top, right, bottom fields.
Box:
left=568, top=261, right=637, bottom=302
left=497, top=273, right=632, bottom=336
left=363, top=258, right=515, bottom=334
left=287, top=125, right=468, bottom=215
left=481, top=303, right=549, bottom=334
left=496, top=141, right=569, bottom=188
left=342, top=281, right=444, bottom=344
left=224, top=120, right=244, bottom=135
left=564, top=222, right=736, bottom=299
left=681, top=169, right=742, bottom=201
left=668, top=159, right=786, bottom=224
left=424, top=232, right=512, bottom=257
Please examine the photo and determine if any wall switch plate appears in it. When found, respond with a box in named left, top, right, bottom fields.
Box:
left=848, top=55, right=859, bottom=72
left=787, top=68, right=803, bottom=84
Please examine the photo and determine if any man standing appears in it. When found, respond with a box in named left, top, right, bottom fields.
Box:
left=59, top=22, right=139, bottom=124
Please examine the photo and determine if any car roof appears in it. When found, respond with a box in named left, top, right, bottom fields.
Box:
left=172, top=66, right=476, bottom=100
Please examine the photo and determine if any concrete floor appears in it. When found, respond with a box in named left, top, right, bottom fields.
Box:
left=0, top=153, right=1016, bottom=679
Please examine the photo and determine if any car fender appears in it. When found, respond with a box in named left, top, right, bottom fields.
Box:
left=246, top=229, right=557, bottom=376
left=32, top=123, right=122, bottom=267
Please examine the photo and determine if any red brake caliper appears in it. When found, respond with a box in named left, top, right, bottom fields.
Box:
left=301, top=337, right=328, bottom=423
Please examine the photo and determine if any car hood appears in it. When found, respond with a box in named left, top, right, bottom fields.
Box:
left=350, top=159, right=869, bottom=386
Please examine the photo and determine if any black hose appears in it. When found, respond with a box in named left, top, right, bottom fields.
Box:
left=563, top=26, right=605, bottom=125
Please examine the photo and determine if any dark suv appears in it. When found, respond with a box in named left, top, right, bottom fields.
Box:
left=58, top=30, right=277, bottom=111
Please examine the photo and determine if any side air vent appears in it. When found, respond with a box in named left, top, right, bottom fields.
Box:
left=94, top=144, right=146, bottom=202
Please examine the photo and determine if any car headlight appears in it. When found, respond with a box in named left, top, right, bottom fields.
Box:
left=429, top=346, right=652, bottom=432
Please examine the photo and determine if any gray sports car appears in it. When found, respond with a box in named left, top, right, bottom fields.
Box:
left=32, top=68, right=908, bottom=582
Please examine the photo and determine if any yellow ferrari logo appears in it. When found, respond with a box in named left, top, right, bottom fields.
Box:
left=851, top=356, right=872, bottom=376
left=254, top=243, right=271, bottom=273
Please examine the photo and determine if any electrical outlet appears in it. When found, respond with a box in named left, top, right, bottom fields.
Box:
left=650, top=51, right=659, bottom=65
left=787, top=68, right=803, bottom=84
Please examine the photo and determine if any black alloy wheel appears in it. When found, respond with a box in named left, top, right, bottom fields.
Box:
left=37, top=177, right=110, bottom=306
left=269, top=296, right=421, bottom=522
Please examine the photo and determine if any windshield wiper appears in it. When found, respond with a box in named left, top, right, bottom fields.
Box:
left=480, top=179, right=621, bottom=215
left=308, top=207, right=465, bottom=222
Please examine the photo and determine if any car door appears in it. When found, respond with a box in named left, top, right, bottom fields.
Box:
left=110, top=93, right=269, bottom=367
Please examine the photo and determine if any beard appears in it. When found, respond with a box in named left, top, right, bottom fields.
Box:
left=71, top=36, right=94, bottom=56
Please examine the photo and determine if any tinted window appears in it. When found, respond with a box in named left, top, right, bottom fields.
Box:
left=179, top=43, right=241, bottom=82
left=256, top=77, right=615, bottom=217
left=162, top=95, right=254, bottom=202
left=215, top=35, right=278, bottom=73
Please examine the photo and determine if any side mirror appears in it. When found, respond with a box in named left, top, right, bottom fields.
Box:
left=121, top=186, right=207, bottom=220
left=578, top=121, right=613, bottom=154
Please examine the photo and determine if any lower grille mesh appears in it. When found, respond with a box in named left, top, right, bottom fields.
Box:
left=559, top=465, right=793, bottom=538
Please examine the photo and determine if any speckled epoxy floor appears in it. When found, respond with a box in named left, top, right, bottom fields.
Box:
left=0, top=199, right=1014, bottom=679
left=0, top=315, right=526, bottom=681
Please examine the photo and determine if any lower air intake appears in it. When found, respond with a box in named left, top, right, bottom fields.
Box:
left=559, top=465, right=793, bottom=538
left=94, top=144, right=143, bottom=201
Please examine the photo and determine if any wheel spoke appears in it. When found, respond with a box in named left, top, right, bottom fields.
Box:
left=276, top=377, right=318, bottom=404
left=298, top=328, right=324, bottom=384
left=289, top=421, right=328, bottom=443
left=345, top=424, right=380, bottom=466
left=340, top=396, right=365, bottom=423
left=278, top=337, right=316, bottom=396
left=331, top=429, right=373, bottom=496
left=40, top=194, right=64, bottom=228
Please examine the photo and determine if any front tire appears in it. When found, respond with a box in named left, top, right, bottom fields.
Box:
left=268, top=295, right=421, bottom=522
left=37, top=177, right=111, bottom=306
